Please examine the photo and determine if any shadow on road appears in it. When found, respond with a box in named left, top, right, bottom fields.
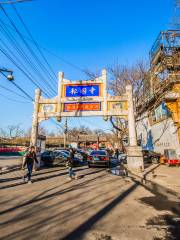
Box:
left=63, top=182, right=138, bottom=240
left=0, top=170, right=107, bottom=216
left=0, top=174, right=136, bottom=240
left=0, top=167, right=94, bottom=190
left=140, top=194, right=180, bottom=240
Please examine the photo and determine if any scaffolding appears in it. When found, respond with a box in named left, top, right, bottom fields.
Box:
left=136, top=30, right=180, bottom=128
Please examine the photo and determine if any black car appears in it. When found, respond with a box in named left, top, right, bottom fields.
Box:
left=41, top=150, right=84, bottom=167
left=41, top=151, right=67, bottom=167
left=75, top=149, right=88, bottom=161
left=87, top=150, right=110, bottom=167
left=142, top=150, right=161, bottom=164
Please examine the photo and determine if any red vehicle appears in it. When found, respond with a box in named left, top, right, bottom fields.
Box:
left=164, top=149, right=180, bottom=166
left=87, top=150, right=110, bottom=168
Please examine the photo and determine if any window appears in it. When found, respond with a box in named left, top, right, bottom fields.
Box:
left=149, top=102, right=171, bottom=124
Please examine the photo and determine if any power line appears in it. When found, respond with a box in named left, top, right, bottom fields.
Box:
left=0, top=0, right=33, bottom=4
left=0, top=3, right=91, bottom=131
left=0, top=4, right=57, bottom=94
left=0, top=43, right=52, bottom=98
left=9, top=5, right=57, bottom=86
left=11, top=81, right=33, bottom=101
left=0, top=19, right=56, bottom=96
left=0, top=70, right=34, bottom=101
left=0, top=22, right=55, bottom=96
left=42, top=48, right=85, bottom=74
left=0, top=92, right=30, bottom=103
left=0, top=19, right=86, bottom=75
left=0, top=35, right=54, bottom=97
left=0, top=82, right=30, bottom=100
left=11, top=3, right=57, bottom=80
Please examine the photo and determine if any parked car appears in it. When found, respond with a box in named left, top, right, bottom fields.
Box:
left=75, top=149, right=88, bottom=161
left=41, top=150, right=67, bottom=167
left=54, top=149, right=70, bottom=156
left=41, top=150, right=84, bottom=167
left=142, top=150, right=161, bottom=164
left=164, top=149, right=180, bottom=166
left=87, top=150, right=110, bottom=167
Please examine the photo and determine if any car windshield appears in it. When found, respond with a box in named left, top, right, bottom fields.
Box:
left=55, top=151, right=69, bottom=157
left=90, top=151, right=107, bottom=156
left=42, top=151, right=52, bottom=156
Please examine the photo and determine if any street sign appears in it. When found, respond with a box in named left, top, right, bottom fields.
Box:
left=65, top=84, right=100, bottom=98
left=63, top=102, right=101, bottom=112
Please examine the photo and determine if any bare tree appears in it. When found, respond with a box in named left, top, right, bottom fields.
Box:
left=68, top=125, right=92, bottom=138
left=108, top=60, right=148, bottom=148
left=25, top=126, right=49, bottom=137
left=0, top=124, right=24, bottom=139
left=82, top=61, right=148, bottom=149
left=108, top=60, right=148, bottom=101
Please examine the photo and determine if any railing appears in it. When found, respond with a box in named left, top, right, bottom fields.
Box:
left=150, top=30, right=180, bottom=62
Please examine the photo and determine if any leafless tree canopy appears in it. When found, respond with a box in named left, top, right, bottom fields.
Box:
left=108, top=60, right=148, bottom=103
left=0, top=124, right=24, bottom=139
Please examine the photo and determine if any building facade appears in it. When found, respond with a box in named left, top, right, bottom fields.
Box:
left=136, top=30, right=180, bottom=157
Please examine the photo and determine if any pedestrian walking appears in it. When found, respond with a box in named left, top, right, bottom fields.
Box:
left=66, top=148, right=77, bottom=180
left=22, top=146, right=38, bottom=184
left=114, top=148, right=119, bottom=159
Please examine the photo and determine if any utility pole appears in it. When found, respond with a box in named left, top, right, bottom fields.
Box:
left=97, top=133, right=100, bottom=150
left=63, top=118, right=67, bottom=149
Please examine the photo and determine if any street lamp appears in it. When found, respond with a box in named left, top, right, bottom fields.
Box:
left=0, top=68, right=34, bottom=101
left=0, top=68, right=14, bottom=81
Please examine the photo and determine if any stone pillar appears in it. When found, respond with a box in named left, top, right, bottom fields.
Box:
left=126, top=85, right=144, bottom=171
left=102, top=68, right=108, bottom=121
left=31, top=89, right=41, bottom=147
left=57, top=71, right=64, bottom=122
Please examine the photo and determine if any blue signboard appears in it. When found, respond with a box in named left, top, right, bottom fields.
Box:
left=65, top=85, right=100, bottom=97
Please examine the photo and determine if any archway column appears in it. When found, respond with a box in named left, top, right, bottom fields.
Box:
left=126, top=85, right=144, bottom=171
left=31, top=89, right=41, bottom=147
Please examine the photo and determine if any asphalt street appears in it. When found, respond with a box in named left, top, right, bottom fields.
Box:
left=0, top=165, right=180, bottom=240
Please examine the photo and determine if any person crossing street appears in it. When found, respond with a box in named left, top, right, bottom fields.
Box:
left=22, top=146, right=38, bottom=184
left=66, top=148, right=77, bottom=181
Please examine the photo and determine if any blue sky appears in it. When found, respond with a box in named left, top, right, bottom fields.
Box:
left=0, top=0, right=174, bottom=133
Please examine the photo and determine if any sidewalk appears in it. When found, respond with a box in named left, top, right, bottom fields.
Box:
left=146, top=164, right=180, bottom=194
left=128, top=164, right=180, bottom=202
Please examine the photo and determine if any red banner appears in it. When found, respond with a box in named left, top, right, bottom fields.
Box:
left=0, top=147, right=25, bottom=153
left=64, top=102, right=101, bottom=112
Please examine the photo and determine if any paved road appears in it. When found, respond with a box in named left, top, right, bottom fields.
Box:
left=0, top=166, right=180, bottom=240
left=0, top=156, right=22, bottom=168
